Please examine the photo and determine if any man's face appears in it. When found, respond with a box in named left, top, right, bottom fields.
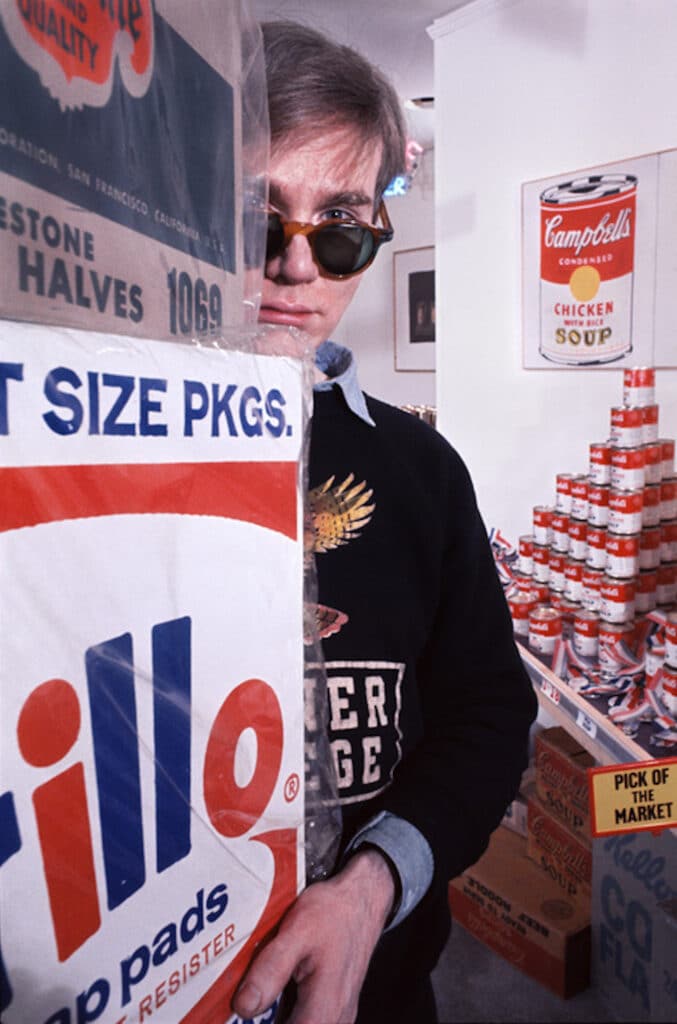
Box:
left=259, top=125, right=383, bottom=351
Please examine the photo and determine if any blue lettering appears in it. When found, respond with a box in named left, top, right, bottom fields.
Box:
left=183, top=380, right=208, bottom=436
left=0, top=362, right=23, bottom=435
left=210, top=382, right=237, bottom=437
left=240, top=386, right=263, bottom=437
left=43, top=366, right=83, bottom=435
left=265, top=388, right=286, bottom=438
left=101, top=373, right=135, bottom=436
left=139, top=377, right=167, bottom=437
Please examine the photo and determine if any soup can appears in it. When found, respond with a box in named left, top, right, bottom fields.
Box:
left=605, top=533, right=640, bottom=579
left=587, top=483, right=610, bottom=527
left=642, top=484, right=661, bottom=528
left=573, top=610, right=600, bottom=658
left=564, top=557, right=584, bottom=603
left=665, top=610, right=677, bottom=669
left=642, top=442, right=662, bottom=485
left=518, top=534, right=534, bottom=576
left=508, top=592, right=537, bottom=638
left=586, top=526, right=608, bottom=569
left=532, top=544, right=550, bottom=583
left=551, top=513, right=570, bottom=553
left=608, top=489, right=643, bottom=535
left=657, top=563, right=677, bottom=606
left=529, top=606, right=562, bottom=655
left=660, top=664, right=677, bottom=716
left=549, top=552, right=566, bottom=592
left=533, top=505, right=553, bottom=546
left=660, top=438, right=675, bottom=479
left=600, top=575, right=636, bottom=623
left=660, top=476, right=677, bottom=521
left=589, top=442, right=612, bottom=485
left=582, top=567, right=604, bottom=612
left=570, top=476, right=589, bottom=521
left=610, top=405, right=644, bottom=449
left=641, top=404, right=659, bottom=444
left=568, top=519, right=588, bottom=561
left=610, top=446, right=645, bottom=491
left=539, top=174, right=636, bottom=365
left=623, top=366, right=655, bottom=407
left=555, top=473, right=575, bottom=514
left=640, top=526, right=661, bottom=569
left=636, top=569, right=658, bottom=614
left=599, top=621, right=636, bottom=678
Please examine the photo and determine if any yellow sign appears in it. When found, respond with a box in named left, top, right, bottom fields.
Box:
left=588, top=757, right=677, bottom=837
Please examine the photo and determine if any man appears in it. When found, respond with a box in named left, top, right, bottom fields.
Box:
left=233, top=20, right=537, bottom=1024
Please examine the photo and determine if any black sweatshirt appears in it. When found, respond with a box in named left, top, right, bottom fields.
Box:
left=307, top=383, right=537, bottom=1001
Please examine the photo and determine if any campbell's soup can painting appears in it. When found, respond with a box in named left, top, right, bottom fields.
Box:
left=539, top=174, right=636, bottom=364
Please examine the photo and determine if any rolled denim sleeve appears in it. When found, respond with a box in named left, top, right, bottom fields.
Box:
left=342, top=810, right=434, bottom=930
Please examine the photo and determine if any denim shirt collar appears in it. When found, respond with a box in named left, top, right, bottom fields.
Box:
left=314, top=340, right=375, bottom=427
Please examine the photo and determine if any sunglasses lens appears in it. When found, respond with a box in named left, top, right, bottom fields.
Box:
left=265, top=213, right=286, bottom=261
left=314, top=224, right=376, bottom=276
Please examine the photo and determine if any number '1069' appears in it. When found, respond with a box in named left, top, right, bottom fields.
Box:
left=167, top=269, right=223, bottom=335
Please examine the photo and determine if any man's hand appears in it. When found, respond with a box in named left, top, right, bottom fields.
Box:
left=232, top=847, right=396, bottom=1024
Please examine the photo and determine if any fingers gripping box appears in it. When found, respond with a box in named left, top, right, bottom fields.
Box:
left=0, top=323, right=308, bottom=1024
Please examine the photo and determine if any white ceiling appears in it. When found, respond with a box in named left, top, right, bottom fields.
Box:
left=249, top=0, right=472, bottom=146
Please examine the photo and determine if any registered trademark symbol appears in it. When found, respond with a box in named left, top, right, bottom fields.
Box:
left=284, top=773, right=300, bottom=802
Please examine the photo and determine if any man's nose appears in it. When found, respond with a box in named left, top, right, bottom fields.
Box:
left=267, top=233, right=319, bottom=284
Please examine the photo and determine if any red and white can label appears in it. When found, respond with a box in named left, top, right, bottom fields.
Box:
left=623, top=367, right=655, bottom=407
left=636, top=570, right=658, bottom=614
left=587, top=483, right=610, bottom=527
left=605, top=533, right=640, bottom=579
left=573, top=611, right=599, bottom=658
left=539, top=175, right=636, bottom=365
left=640, top=526, right=662, bottom=570
left=610, top=406, right=644, bottom=449
left=600, top=576, right=636, bottom=623
left=660, top=439, right=675, bottom=479
left=660, top=477, right=677, bottom=521
left=555, top=474, right=574, bottom=514
left=586, top=526, right=608, bottom=569
left=532, top=544, right=550, bottom=583
left=530, top=582, right=551, bottom=605
left=533, top=505, right=553, bottom=546
left=610, top=447, right=645, bottom=492
left=641, top=404, right=659, bottom=444
left=570, top=477, right=589, bottom=521
left=642, top=443, right=662, bottom=485
left=528, top=607, right=562, bottom=655
left=549, top=552, right=566, bottom=592
left=582, top=567, right=604, bottom=612
left=551, top=513, right=570, bottom=553
left=589, top=442, right=612, bottom=485
left=608, top=489, right=643, bottom=535
left=508, top=593, right=536, bottom=637
left=657, top=563, right=677, bottom=606
left=599, top=622, right=636, bottom=677
left=665, top=612, right=677, bottom=669
left=660, top=665, right=677, bottom=716
left=564, top=558, right=584, bottom=603
left=518, top=534, right=534, bottom=576
left=568, top=519, right=588, bottom=561
left=642, top=484, right=662, bottom=528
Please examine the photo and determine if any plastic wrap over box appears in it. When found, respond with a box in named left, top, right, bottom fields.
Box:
left=592, top=829, right=677, bottom=1022
left=0, top=321, right=309, bottom=1023
left=0, top=0, right=267, bottom=337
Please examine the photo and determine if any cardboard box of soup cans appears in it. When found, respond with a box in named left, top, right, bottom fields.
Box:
left=449, top=826, right=591, bottom=999
left=534, top=727, right=595, bottom=840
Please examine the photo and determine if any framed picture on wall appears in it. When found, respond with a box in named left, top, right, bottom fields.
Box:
left=394, top=246, right=435, bottom=372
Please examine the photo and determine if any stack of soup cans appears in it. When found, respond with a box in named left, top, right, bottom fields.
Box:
left=507, top=367, right=676, bottom=745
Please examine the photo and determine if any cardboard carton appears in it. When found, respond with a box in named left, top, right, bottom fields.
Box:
left=449, top=826, right=591, bottom=999
left=534, top=727, right=595, bottom=840
left=526, top=787, right=592, bottom=908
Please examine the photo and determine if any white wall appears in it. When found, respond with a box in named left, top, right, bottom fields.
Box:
left=333, top=149, right=436, bottom=408
left=431, top=0, right=677, bottom=544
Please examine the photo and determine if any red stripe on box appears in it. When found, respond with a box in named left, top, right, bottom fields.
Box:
left=0, top=462, right=298, bottom=539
